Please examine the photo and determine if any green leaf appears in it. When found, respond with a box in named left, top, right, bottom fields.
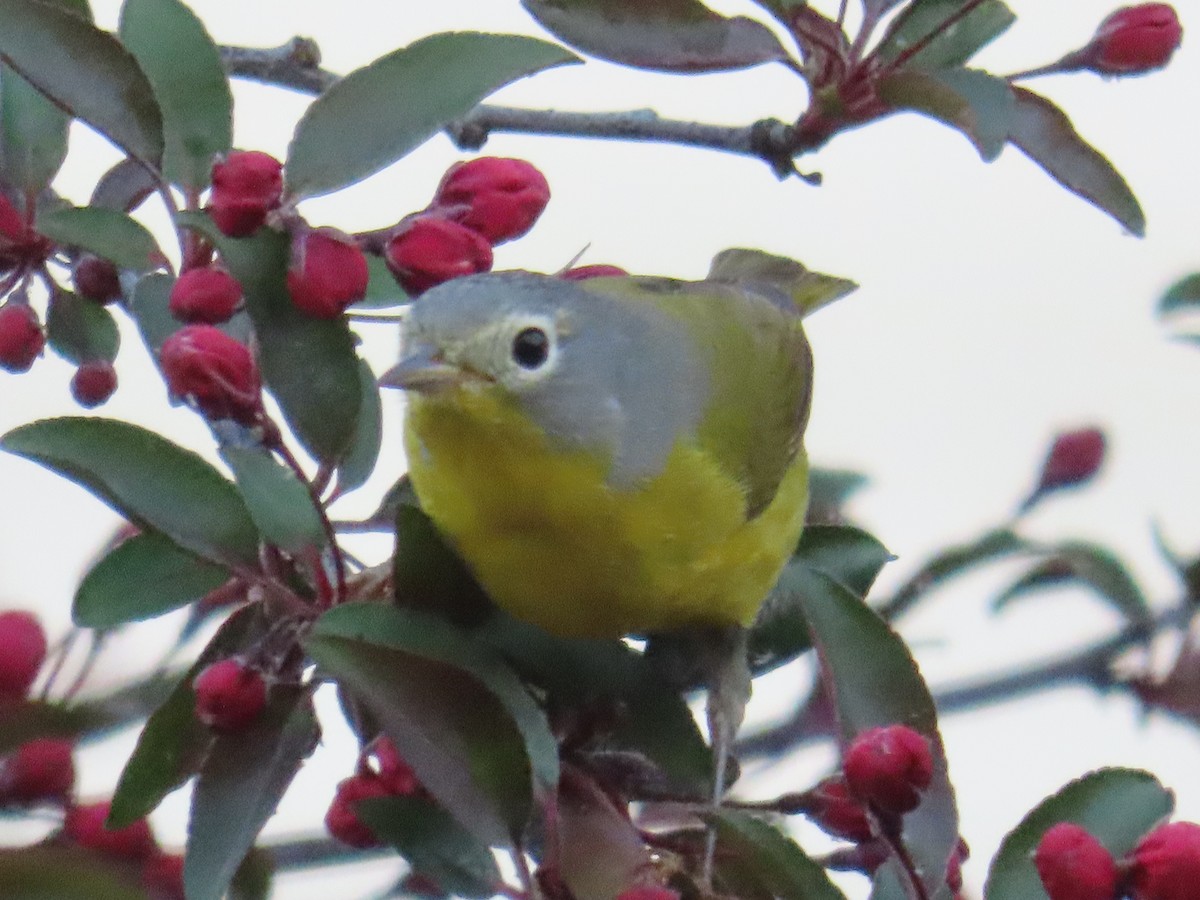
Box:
left=0, top=0, right=162, bottom=166
left=797, top=569, right=959, bottom=898
left=711, top=809, right=848, bottom=900
left=74, top=530, right=230, bottom=628
left=357, top=795, right=502, bottom=899
left=985, top=768, right=1173, bottom=900
left=807, top=467, right=868, bottom=522
left=522, top=0, right=789, bottom=72
left=884, top=528, right=1029, bottom=619
left=186, top=687, right=318, bottom=900
left=1009, top=87, right=1144, bottom=237
left=109, top=605, right=261, bottom=827
left=178, top=212, right=362, bottom=464
left=880, top=67, right=1014, bottom=161
left=229, top=848, right=275, bottom=900
left=707, top=248, right=857, bottom=317
left=335, top=358, right=383, bottom=495
left=37, top=205, right=163, bottom=272
left=91, top=156, right=159, bottom=212
left=130, top=272, right=178, bottom=352
left=219, top=445, right=326, bottom=554
left=0, top=64, right=69, bottom=193
left=355, top=253, right=409, bottom=309
left=45, top=290, right=119, bottom=364
left=0, top=846, right=144, bottom=899
left=876, top=0, right=1015, bottom=70
left=2, top=417, right=260, bottom=566
left=1158, top=273, right=1200, bottom=317
left=307, top=603, right=559, bottom=846
left=119, top=0, right=231, bottom=190
left=394, top=502, right=495, bottom=627
left=285, top=33, right=577, bottom=199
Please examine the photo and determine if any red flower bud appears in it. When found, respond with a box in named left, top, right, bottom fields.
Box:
left=1084, top=4, right=1183, bottom=75
left=433, top=157, right=550, bottom=244
left=0, top=194, right=50, bottom=271
left=1130, top=821, right=1200, bottom=900
left=362, top=735, right=420, bottom=796
left=384, top=217, right=493, bottom=296
left=64, top=801, right=158, bottom=861
left=287, top=230, right=369, bottom=318
left=73, top=255, right=122, bottom=304
left=946, top=837, right=969, bottom=893
left=142, top=853, right=185, bottom=900
left=0, top=738, right=75, bottom=804
left=169, top=266, right=242, bottom=324
left=325, top=774, right=391, bottom=848
left=193, top=658, right=267, bottom=733
left=71, top=360, right=118, bottom=409
left=1024, top=427, right=1106, bottom=511
left=159, top=325, right=261, bottom=424
left=803, top=776, right=875, bottom=842
left=209, top=150, right=284, bottom=237
left=1034, top=822, right=1120, bottom=900
left=843, top=724, right=933, bottom=815
left=561, top=264, right=629, bottom=281
left=0, top=303, right=44, bottom=373
left=0, top=610, right=46, bottom=698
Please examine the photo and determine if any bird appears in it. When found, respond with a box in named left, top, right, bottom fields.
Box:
left=380, top=269, right=813, bottom=872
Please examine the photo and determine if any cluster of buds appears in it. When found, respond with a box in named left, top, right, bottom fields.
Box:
left=64, top=799, right=185, bottom=899
left=326, top=735, right=426, bottom=848
left=1035, top=819, right=1200, bottom=899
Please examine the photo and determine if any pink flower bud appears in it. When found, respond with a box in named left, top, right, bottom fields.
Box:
left=193, top=658, right=267, bottom=733
left=169, top=266, right=242, bottom=324
left=286, top=230, right=369, bottom=318
left=70, top=360, right=118, bottom=409
left=0, top=194, right=51, bottom=271
left=209, top=150, right=284, bottom=237
left=64, top=801, right=158, bottom=861
left=0, top=738, right=75, bottom=804
left=1131, top=821, right=1200, bottom=899
left=325, top=774, right=391, bottom=848
left=1034, top=822, right=1119, bottom=900
left=843, top=724, right=933, bottom=815
left=159, top=325, right=261, bottom=424
left=1084, top=4, right=1183, bottom=75
left=1027, top=427, right=1106, bottom=509
left=73, top=255, right=122, bottom=304
left=803, top=776, right=875, bottom=842
left=0, top=303, right=44, bottom=373
left=384, top=217, right=493, bottom=296
left=433, top=157, right=550, bottom=244
left=0, top=610, right=46, bottom=698
left=561, top=264, right=628, bottom=281
left=362, top=735, right=420, bottom=796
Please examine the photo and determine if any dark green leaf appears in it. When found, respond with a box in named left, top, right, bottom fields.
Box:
left=880, top=67, right=1014, bottom=161
left=1158, top=273, right=1200, bottom=317
left=109, top=604, right=261, bottom=827
left=307, top=603, right=559, bottom=845
left=1009, top=87, right=1144, bottom=236
left=37, top=205, right=163, bottom=272
left=394, top=502, right=495, bottom=627
left=74, top=530, right=230, bottom=628
left=0, top=846, right=144, bottom=899
left=178, top=212, right=362, bottom=464
left=285, top=33, right=577, bottom=199
left=711, top=809, right=847, bottom=900
left=876, top=0, right=1014, bottom=70
left=2, top=417, right=260, bottom=566
left=45, top=290, right=119, bottom=364
left=807, top=467, right=868, bottom=522
left=229, top=848, right=275, bottom=900
left=985, top=768, right=1173, bottom=900
left=119, top=0, right=231, bottom=189
left=356, top=253, right=408, bottom=308
left=0, top=0, right=162, bottom=165
left=91, top=157, right=159, bottom=212
left=219, top=445, right=326, bottom=554
left=797, top=569, right=959, bottom=898
left=186, top=688, right=318, bottom=900
left=707, top=248, right=857, bottom=317
left=336, top=358, right=383, bottom=495
left=130, top=272, right=178, bottom=352
left=0, top=64, right=69, bottom=193
left=357, top=795, right=502, bottom=899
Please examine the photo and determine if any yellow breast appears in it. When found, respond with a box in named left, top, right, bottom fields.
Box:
left=404, top=387, right=808, bottom=638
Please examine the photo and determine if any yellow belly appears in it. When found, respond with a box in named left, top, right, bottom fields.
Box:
left=404, top=388, right=808, bottom=638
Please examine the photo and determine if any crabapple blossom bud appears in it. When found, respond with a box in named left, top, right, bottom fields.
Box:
left=1034, top=822, right=1120, bottom=900
left=169, top=266, right=242, bottom=324
left=64, top=801, right=158, bottom=860
left=159, top=325, right=261, bottom=424
left=0, top=303, right=44, bottom=373
left=73, top=255, right=122, bottom=304
left=804, top=776, right=874, bottom=842
left=561, top=264, right=628, bottom=281
left=1083, top=4, right=1183, bottom=75
left=433, top=157, right=550, bottom=244
left=325, top=774, right=391, bottom=848
left=0, top=738, right=75, bottom=804
left=193, top=658, right=267, bottom=732
left=1130, top=821, right=1200, bottom=900
left=142, top=853, right=185, bottom=900
left=843, top=724, right=933, bottom=815
left=363, top=735, right=420, bottom=796
left=1022, top=427, right=1107, bottom=511
left=384, top=217, right=492, bottom=296
left=71, top=360, right=118, bottom=409
left=0, top=610, right=46, bottom=698
left=209, top=150, right=284, bottom=237
left=286, top=230, right=369, bottom=318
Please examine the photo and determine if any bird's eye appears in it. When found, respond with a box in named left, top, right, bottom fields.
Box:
left=511, top=326, right=551, bottom=370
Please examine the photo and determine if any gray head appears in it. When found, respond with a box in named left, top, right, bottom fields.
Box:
left=387, top=271, right=707, bottom=487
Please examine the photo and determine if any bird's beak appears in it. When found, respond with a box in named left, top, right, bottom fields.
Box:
left=379, top=345, right=472, bottom=393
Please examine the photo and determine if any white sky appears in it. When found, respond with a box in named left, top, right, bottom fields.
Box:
left=2, top=1, right=1200, bottom=897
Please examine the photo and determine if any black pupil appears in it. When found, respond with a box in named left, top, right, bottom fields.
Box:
left=512, top=327, right=550, bottom=369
